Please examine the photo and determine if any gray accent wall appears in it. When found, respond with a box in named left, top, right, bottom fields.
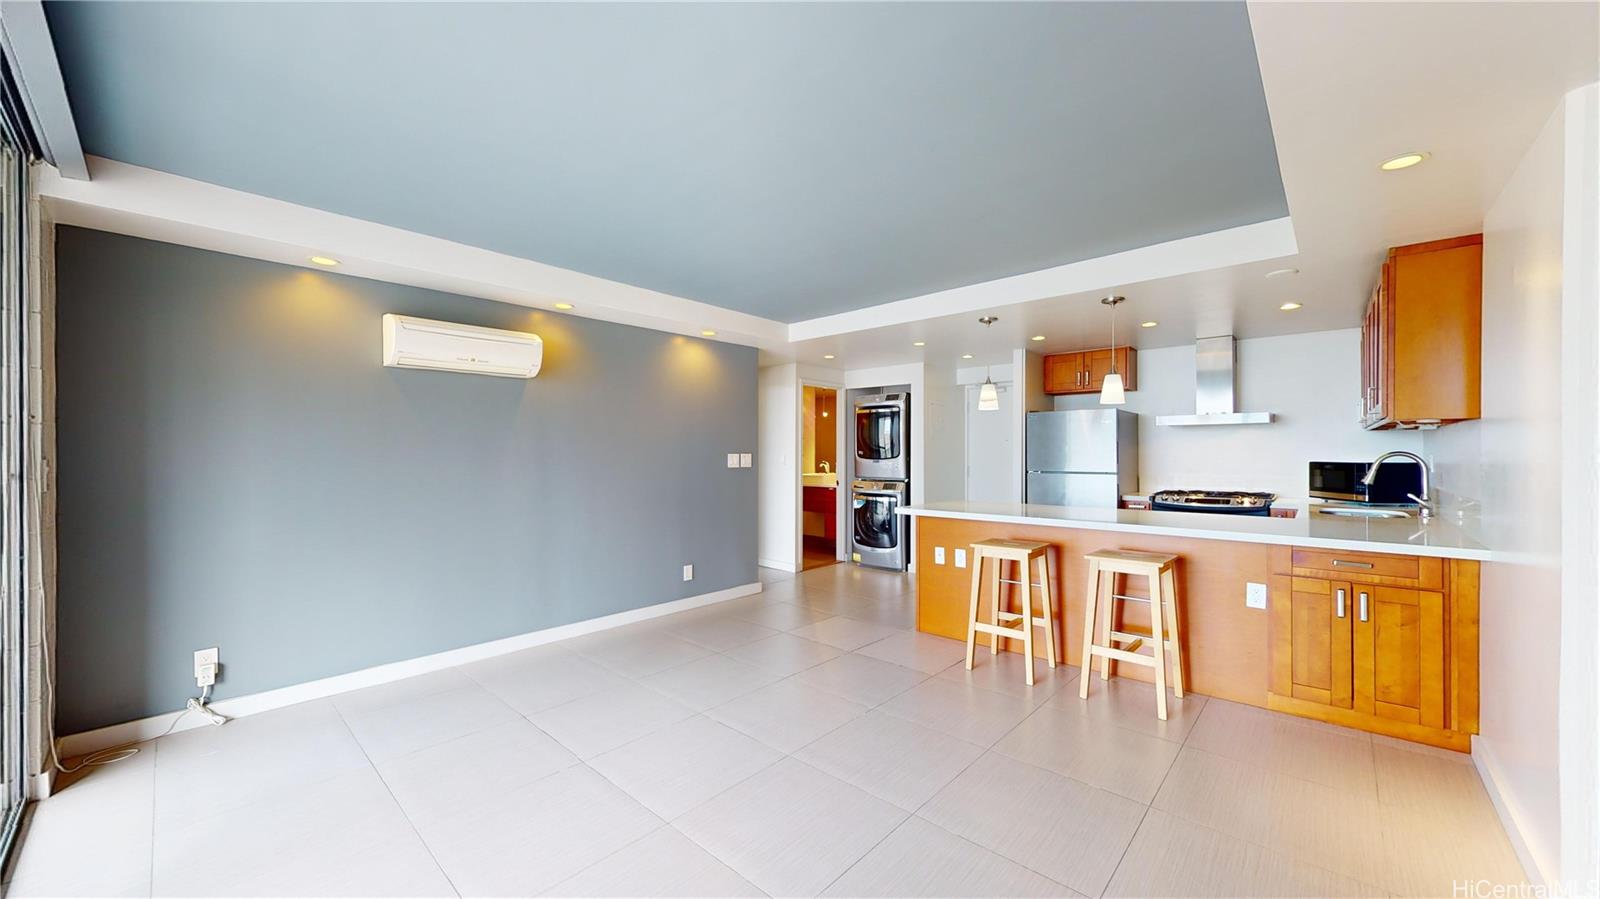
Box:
left=54, top=227, right=757, bottom=733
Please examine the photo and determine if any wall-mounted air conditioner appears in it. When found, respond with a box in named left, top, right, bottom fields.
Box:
left=381, top=314, right=543, bottom=379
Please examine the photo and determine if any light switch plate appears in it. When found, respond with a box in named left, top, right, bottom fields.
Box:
left=954, top=548, right=967, bottom=568
left=1246, top=582, right=1268, bottom=609
left=933, top=546, right=946, bottom=565
left=726, top=453, right=739, bottom=468
left=739, top=453, right=752, bottom=468
left=682, top=564, right=694, bottom=582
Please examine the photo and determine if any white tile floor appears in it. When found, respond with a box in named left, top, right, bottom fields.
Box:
left=6, top=564, right=1529, bottom=898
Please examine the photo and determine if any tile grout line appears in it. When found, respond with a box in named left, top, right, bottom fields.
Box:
left=328, top=702, right=465, bottom=899
left=1093, top=694, right=1206, bottom=897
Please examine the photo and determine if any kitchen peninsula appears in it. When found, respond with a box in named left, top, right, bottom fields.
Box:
left=900, top=501, right=1490, bottom=750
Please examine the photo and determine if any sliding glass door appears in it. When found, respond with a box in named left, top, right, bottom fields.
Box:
left=0, top=80, right=30, bottom=859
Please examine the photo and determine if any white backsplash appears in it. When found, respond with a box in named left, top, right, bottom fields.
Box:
left=1052, top=329, right=1425, bottom=503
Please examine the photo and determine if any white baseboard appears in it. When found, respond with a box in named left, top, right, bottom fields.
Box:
left=1472, top=735, right=1548, bottom=888
left=57, top=581, right=762, bottom=759
left=757, top=558, right=799, bottom=572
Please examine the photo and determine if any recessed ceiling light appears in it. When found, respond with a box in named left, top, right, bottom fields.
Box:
left=308, top=256, right=340, bottom=267
left=553, top=302, right=574, bottom=310
left=1030, top=335, right=1046, bottom=342
left=962, top=353, right=974, bottom=359
left=913, top=341, right=926, bottom=347
left=1380, top=152, right=1430, bottom=171
left=700, top=329, right=717, bottom=337
left=1141, top=320, right=1158, bottom=328
left=1280, top=302, right=1303, bottom=311
left=1265, top=267, right=1298, bottom=279
left=823, top=354, right=835, bottom=360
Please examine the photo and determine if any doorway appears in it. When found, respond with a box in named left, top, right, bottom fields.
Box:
left=800, top=385, right=840, bottom=571
left=964, top=380, right=1014, bottom=503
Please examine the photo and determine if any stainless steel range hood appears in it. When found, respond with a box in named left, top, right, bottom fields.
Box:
left=1154, top=335, right=1274, bottom=426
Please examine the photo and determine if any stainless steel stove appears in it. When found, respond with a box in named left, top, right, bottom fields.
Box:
left=1150, top=489, right=1277, bottom=516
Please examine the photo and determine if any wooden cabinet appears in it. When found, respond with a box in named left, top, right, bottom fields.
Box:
left=1361, top=234, right=1482, bottom=430
left=1279, top=577, right=1354, bottom=710
left=1042, top=347, right=1137, bottom=395
left=1354, top=586, right=1446, bottom=728
left=1270, top=547, right=1474, bottom=749
left=1042, top=353, right=1081, bottom=393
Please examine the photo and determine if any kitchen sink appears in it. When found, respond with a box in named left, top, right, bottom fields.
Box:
left=1312, top=505, right=1413, bottom=519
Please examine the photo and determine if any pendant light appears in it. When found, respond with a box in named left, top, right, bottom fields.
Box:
left=1099, top=296, right=1126, bottom=405
left=977, top=316, right=1000, bottom=411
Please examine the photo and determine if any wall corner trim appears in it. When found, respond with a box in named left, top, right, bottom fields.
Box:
left=1472, top=734, right=1551, bottom=889
left=55, top=580, right=762, bottom=760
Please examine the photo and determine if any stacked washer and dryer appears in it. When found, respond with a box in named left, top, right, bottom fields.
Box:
left=849, top=392, right=910, bottom=570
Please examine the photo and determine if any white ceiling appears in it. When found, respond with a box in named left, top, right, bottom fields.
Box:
left=764, top=0, right=1599, bottom=369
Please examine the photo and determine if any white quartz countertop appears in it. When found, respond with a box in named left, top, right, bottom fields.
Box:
left=898, top=501, right=1495, bottom=562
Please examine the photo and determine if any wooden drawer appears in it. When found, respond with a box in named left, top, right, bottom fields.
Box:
left=1287, top=548, right=1442, bottom=590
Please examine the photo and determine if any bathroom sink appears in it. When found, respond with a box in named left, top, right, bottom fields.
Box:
left=1312, top=505, right=1412, bottom=519
left=802, top=473, right=838, bottom=488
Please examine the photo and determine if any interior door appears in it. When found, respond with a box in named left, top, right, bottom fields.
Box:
left=1283, top=577, right=1353, bottom=709
left=1353, top=586, right=1446, bottom=727
left=964, top=382, right=1013, bottom=502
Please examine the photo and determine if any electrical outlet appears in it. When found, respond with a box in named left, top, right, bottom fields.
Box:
left=726, top=453, right=739, bottom=468
left=682, top=564, right=694, bottom=582
left=194, top=647, right=219, bottom=687
left=954, top=548, right=967, bottom=568
left=1246, top=582, right=1268, bottom=610
left=739, top=453, right=752, bottom=468
left=933, top=546, right=946, bottom=565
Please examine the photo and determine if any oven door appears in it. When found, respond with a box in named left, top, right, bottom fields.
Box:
left=851, top=489, right=905, bottom=569
left=854, top=401, right=907, bottom=480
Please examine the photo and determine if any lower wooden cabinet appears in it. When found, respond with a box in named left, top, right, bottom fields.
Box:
left=1280, top=577, right=1353, bottom=710
left=1269, top=547, right=1475, bottom=750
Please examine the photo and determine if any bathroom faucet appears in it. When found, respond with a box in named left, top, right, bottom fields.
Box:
left=1363, top=451, right=1433, bottom=521
left=818, top=461, right=831, bottom=474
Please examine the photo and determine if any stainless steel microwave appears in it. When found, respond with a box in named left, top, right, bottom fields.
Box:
left=1309, top=461, right=1423, bottom=505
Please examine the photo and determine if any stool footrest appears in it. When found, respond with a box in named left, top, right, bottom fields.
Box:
left=1087, top=645, right=1156, bottom=668
left=995, top=612, right=1051, bottom=627
left=971, top=622, right=1026, bottom=639
left=997, top=579, right=1046, bottom=589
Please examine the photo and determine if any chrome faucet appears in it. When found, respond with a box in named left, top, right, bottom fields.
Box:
left=1363, top=451, right=1433, bottom=521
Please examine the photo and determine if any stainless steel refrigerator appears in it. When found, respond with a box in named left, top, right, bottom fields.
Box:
left=1025, top=410, right=1139, bottom=507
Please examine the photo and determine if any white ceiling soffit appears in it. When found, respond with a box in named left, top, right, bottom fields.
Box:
left=785, top=216, right=1296, bottom=343
left=39, top=157, right=787, bottom=348
left=37, top=155, right=1292, bottom=354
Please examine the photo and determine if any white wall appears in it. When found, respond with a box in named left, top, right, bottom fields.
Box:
left=1555, top=83, right=1598, bottom=893
left=757, top=363, right=799, bottom=570
left=922, top=358, right=966, bottom=504
left=1421, top=86, right=1599, bottom=888
left=1053, top=330, right=1424, bottom=502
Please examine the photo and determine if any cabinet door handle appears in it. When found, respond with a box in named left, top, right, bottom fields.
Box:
left=1331, top=559, right=1374, bottom=570
left=1358, top=591, right=1369, bottom=623
left=1335, top=588, right=1346, bottom=619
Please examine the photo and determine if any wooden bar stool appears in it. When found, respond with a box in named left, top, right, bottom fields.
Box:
left=964, top=539, right=1057, bottom=686
left=1078, top=549, right=1185, bottom=720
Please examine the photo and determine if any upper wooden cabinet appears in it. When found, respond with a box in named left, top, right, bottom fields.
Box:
left=1043, top=347, right=1137, bottom=395
left=1361, top=234, right=1482, bottom=430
